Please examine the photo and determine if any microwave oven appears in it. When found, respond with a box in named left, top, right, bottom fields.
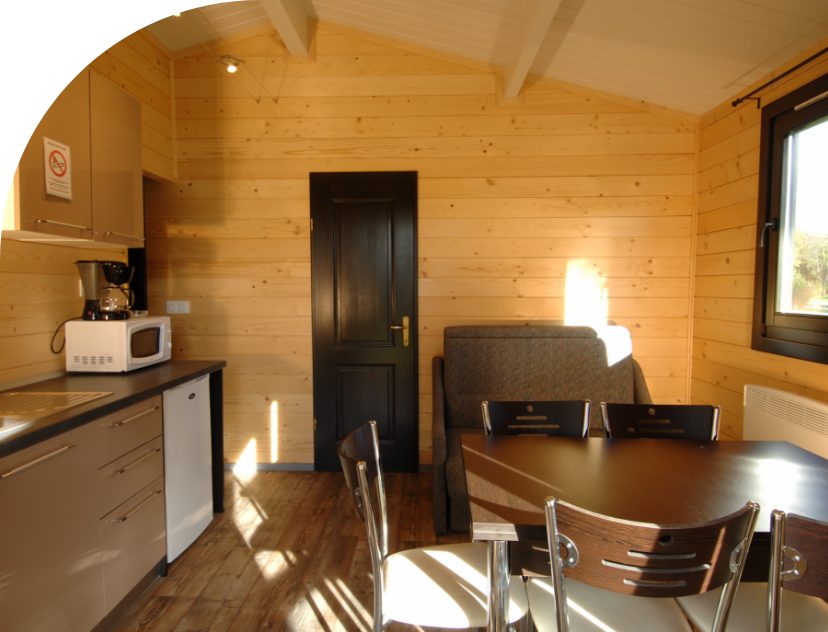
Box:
left=65, top=316, right=172, bottom=372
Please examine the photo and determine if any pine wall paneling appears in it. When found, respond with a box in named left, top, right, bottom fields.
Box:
left=691, top=38, right=828, bottom=440
left=0, top=241, right=126, bottom=384
left=145, top=23, right=699, bottom=466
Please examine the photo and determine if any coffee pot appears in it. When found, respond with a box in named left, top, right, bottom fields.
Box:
left=76, top=260, right=135, bottom=320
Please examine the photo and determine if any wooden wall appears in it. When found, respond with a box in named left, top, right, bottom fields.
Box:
left=691, top=38, right=828, bottom=440
left=0, top=241, right=125, bottom=384
left=89, top=30, right=176, bottom=182
left=144, top=22, right=699, bottom=466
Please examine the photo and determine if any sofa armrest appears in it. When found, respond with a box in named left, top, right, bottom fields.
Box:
left=632, top=359, right=653, bottom=405
left=432, top=356, right=448, bottom=534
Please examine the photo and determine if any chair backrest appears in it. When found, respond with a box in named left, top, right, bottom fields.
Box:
left=543, top=496, right=759, bottom=632
left=768, top=510, right=828, bottom=631
left=337, top=421, right=389, bottom=561
left=481, top=400, right=591, bottom=437
left=600, top=403, right=721, bottom=440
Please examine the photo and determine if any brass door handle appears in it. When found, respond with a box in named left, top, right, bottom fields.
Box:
left=390, top=316, right=410, bottom=347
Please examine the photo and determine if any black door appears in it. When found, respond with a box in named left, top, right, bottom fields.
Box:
left=311, top=172, right=418, bottom=472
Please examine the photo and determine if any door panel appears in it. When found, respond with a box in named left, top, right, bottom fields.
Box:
left=311, top=172, right=418, bottom=472
left=337, top=365, right=393, bottom=439
left=336, top=202, right=392, bottom=345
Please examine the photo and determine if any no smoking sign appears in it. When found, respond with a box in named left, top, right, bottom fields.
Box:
left=43, top=137, right=72, bottom=199
left=49, top=150, right=67, bottom=177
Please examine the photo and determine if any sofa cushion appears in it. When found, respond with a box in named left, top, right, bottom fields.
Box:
left=443, top=326, right=635, bottom=429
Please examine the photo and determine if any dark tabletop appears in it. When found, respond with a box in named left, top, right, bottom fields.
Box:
left=0, top=360, right=226, bottom=458
left=462, top=435, right=828, bottom=542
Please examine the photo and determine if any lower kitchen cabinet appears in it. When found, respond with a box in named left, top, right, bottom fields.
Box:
left=100, top=476, right=166, bottom=614
left=0, top=422, right=104, bottom=632
left=0, top=364, right=224, bottom=632
left=0, top=397, right=168, bottom=632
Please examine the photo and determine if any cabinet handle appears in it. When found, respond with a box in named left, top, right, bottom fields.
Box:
left=115, top=490, right=162, bottom=523
left=104, top=231, right=143, bottom=241
left=108, top=406, right=159, bottom=427
left=116, top=448, right=161, bottom=475
left=35, top=219, right=92, bottom=232
left=1, top=444, right=75, bottom=479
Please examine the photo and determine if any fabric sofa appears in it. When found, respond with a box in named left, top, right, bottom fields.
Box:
left=432, top=325, right=652, bottom=534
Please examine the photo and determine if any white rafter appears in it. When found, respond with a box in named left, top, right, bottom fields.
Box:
left=260, top=0, right=309, bottom=56
left=503, top=0, right=563, bottom=98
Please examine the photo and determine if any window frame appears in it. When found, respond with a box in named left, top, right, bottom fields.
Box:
left=752, top=72, right=828, bottom=363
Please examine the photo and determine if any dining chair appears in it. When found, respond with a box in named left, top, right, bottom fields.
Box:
left=600, top=402, right=721, bottom=440
left=676, top=509, right=828, bottom=631
left=525, top=496, right=760, bottom=632
left=481, top=400, right=591, bottom=437
left=338, top=420, right=529, bottom=631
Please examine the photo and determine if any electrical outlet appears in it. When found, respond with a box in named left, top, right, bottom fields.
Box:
left=167, top=301, right=190, bottom=314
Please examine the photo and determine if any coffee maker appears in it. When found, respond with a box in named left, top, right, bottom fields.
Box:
left=76, top=260, right=135, bottom=320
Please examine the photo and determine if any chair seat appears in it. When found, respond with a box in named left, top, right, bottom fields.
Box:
left=526, top=576, right=692, bottom=632
left=382, top=542, right=529, bottom=629
left=677, top=582, right=828, bottom=632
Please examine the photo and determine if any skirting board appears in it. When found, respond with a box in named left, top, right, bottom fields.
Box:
left=224, top=463, right=433, bottom=472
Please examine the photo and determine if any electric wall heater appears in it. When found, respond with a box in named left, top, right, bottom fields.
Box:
left=744, top=384, right=828, bottom=460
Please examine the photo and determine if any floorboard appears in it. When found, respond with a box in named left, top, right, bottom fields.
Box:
left=111, top=470, right=472, bottom=632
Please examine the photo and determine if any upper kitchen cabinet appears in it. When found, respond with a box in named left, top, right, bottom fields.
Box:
left=4, top=69, right=94, bottom=241
left=90, top=69, right=143, bottom=247
left=4, top=69, right=144, bottom=247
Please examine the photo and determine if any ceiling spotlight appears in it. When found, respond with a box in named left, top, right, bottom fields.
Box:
left=219, top=55, right=243, bottom=74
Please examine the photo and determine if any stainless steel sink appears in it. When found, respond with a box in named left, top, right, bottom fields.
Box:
left=0, top=392, right=113, bottom=428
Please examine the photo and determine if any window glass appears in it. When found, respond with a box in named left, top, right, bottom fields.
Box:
left=776, top=116, right=828, bottom=316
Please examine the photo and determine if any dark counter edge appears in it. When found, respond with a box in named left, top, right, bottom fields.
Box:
left=0, top=360, right=226, bottom=460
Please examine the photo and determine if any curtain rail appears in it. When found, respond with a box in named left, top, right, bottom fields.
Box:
left=732, top=45, right=828, bottom=108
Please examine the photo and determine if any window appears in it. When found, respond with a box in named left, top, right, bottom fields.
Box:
left=753, top=73, right=828, bottom=363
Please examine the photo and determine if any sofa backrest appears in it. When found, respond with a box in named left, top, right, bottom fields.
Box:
left=443, top=325, right=636, bottom=429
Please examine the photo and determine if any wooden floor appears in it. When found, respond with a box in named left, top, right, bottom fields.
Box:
left=112, top=470, right=469, bottom=632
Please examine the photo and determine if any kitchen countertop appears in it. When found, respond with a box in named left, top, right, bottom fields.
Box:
left=0, top=360, right=226, bottom=459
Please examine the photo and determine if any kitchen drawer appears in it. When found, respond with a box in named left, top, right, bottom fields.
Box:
left=101, top=476, right=166, bottom=614
left=99, top=435, right=163, bottom=518
left=98, top=395, right=162, bottom=467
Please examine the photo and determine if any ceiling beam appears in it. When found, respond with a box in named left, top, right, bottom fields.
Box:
left=260, top=0, right=309, bottom=56
left=503, top=0, right=563, bottom=98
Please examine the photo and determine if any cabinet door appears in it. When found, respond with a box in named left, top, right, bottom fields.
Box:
left=16, top=69, right=93, bottom=239
left=89, top=69, right=144, bottom=247
left=0, top=423, right=104, bottom=632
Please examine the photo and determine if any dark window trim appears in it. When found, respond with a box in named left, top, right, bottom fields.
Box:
left=752, top=71, right=828, bottom=363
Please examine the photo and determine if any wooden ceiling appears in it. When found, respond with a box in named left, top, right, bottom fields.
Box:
left=145, top=0, right=828, bottom=115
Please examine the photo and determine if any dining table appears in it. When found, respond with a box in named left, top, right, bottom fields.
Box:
left=460, top=434, right=828, bottom=632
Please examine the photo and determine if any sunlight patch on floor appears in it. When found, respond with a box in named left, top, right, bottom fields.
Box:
left=253, top=550, right=277, bottom=580
left=330, top=577, right=371, bottom=632
left=233, top=496, right=268, bottom=547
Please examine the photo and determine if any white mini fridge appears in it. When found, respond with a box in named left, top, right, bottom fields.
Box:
left=163, top=375, right=213, bottom=562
